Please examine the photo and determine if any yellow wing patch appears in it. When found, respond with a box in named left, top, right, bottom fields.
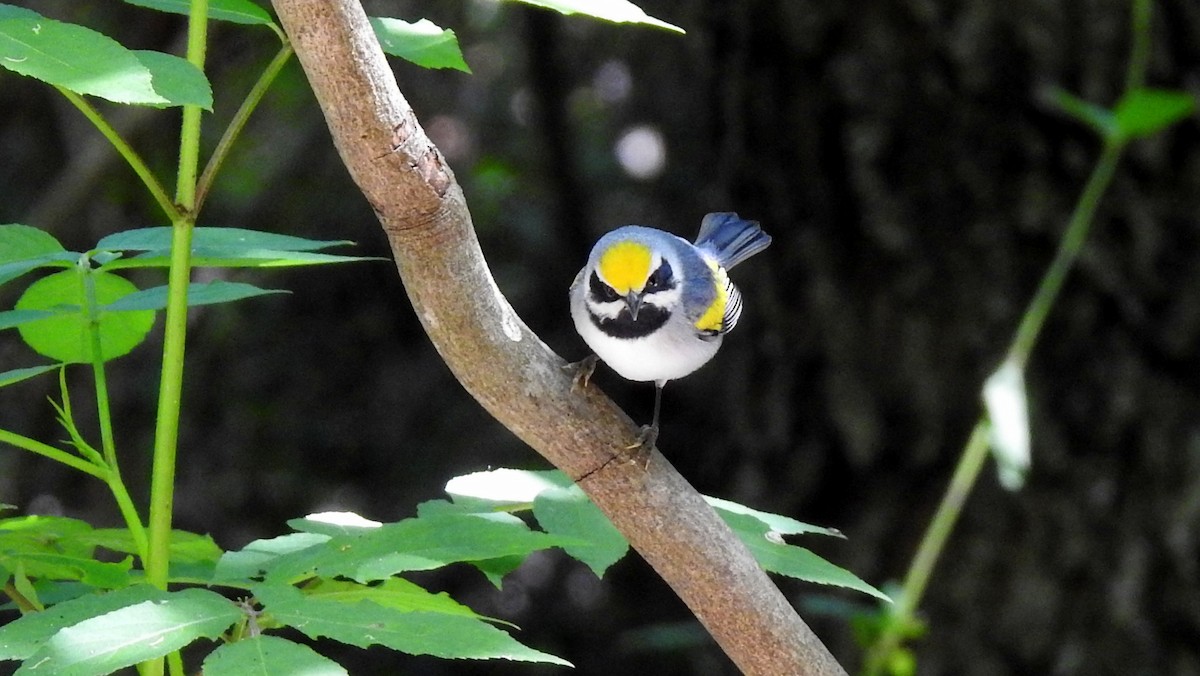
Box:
left=694, top=261, right=729, bottom=333
left=598, top=241, right=653, bottom=294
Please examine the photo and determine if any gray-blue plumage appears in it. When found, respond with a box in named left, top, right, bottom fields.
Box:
left=694, top=212, right=772, bottom=270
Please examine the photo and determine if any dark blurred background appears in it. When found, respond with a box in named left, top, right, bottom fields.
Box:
left=2, top=0, right=1200, bottom=673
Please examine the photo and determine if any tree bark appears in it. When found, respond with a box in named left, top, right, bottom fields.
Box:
left=271, top=1, right=847, bottom=673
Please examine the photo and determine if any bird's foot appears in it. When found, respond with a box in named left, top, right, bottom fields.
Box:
left=566, top=354, right=599, bottom=392
left=624, top=424, right=658, bottom=468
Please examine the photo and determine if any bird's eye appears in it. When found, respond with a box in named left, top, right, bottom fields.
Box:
left=645, top=260, right=673, bottom=292
left=589, top=271, right=621, bottom=303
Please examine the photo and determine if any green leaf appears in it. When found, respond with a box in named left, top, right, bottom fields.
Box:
left=212, top=532, right=329, bottom=585
left=532, top=485, right=627, bottom=577
left=370, top=18, right=471, bottom=73
left=0, top=553, right=132, bottom=590
left=255, top=584, right=570, bottom=665
left=203, top=635, right=348, bottom=676
left=0, top=308, right=66, bottom=332
left=707, top=496, right=844, bottom=539
left=1113, top=88, right=1196, bottom=141
left=721, top=511, right=888, bottom=601
left=445, top=467, right=572, bottom=509
left=97, top=227, right=353, bottom=252
left=0, top=364, right=59, bottom=388
left=124, top=0, right=276, bottom=26
left=0, top=515, right=96, bottom=559
left=101, top=280, right=288, bottom=312
left=14, top=270, right=156, bottom=363
left=0, top=11, right=171, bottom=106
left=506, top=0, right=683, bottom=33
left=272, top=512, right=567, bottom=584
left=303, top=577, right=493, bottom=623
left=80, top=529, right=222, bottom=565
left=0, top=225, right=65, bottom=263
left=132, top=50, right=213, bottom=110
left=16, top=588, right=241, bottom=675
left=96, top=227, right=370, bottom=269
left=1042, top=86, right=1116, bottom=137
left=0, top=585, right=167, bottom=660
left=0, top=226, right=75, bottom=287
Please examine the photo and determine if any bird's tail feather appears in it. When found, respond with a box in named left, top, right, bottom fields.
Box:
left=693, top=212, right=772, bottom=269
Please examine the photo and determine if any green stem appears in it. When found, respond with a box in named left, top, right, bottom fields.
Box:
left=54, top=87, right=180, bottom=222
left=145, top=5, right=207, bottom=676
left=1125, top=0, right=1152, bottom=93
left=195, top=43, right=294, bottom=216
left=79, top=264, right=150, bottom=563
left=1007, top=138, right=1126, bottom=368
left=0, top=428, right=107, bottom=480
left=147, top=0, right=208, bottom=594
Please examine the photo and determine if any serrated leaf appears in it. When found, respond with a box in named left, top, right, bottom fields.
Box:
left=1113, top=88, right=1196, bottom=141
left=983, top=358, right=1030, bottom=491
left=0, top=12, right=168, bottom=105
left=268, top=513, right=567, bottom=584
left=722, top=511, right=888, bottom=601
left=532, top=485, right=627, bottom=577
left=303, top=578, right=491, bottom=623
left=80, top=529, right=222, bottom=565
left=0, top=553, right=132, bottom=590
left=14, top=270, right=155, bottom=363
left=445, top=468, right=571, bottom=508
left=0, top=585, right=167, bottom=660
left=255, top=584, right=570, bottom=665
left=202, top=635, right=348, bottom=676
left=507, top=0, right=683, bottom=32
left=133, top=50, right=212, bottom=110
left=16, top=588, right=241, bottom=675
left=707, top=496, right=843, bottom=538
left=211, top=532, right=329, bottom=585
left=124, top=0, right=275, bottom=26
left=370, top=17, right=470, bottom=72
left=0, top=364, right=59, bottom=388
left=101, top=280, right=287, bottom=312
left=96, top=227, right=352, bottom=253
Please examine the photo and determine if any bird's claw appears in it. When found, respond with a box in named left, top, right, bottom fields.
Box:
left=566, top=354, right=599, bottom=393
left=624, top=424, right=658, bottom=468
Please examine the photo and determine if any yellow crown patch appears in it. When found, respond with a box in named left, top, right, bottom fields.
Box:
left=598, top=241, right=653, bottom=294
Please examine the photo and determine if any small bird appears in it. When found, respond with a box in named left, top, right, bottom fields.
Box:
left=569, top=212, right=772, bottom=450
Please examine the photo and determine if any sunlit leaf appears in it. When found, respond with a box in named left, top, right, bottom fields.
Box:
left=16, top=588, right=241, bottom=675
left=0, top=585, right=167, bottom=661
left=302, top=578, right=492, bottom=623
left=255, top=584, right=570, bottom=665
left=203, top=635, right=348, bottom=676
left=0, top=11, right=168, bottom=105
left=370, top=17, right=470, bottom=72
left=721, top=512, right=888, bottom=601
left=14, top=270, right=155, bottom=363
left=132, top=50, right=212, bottom=110
left=707, top=496, right=843, bottom=538
left=505, top=0, right=683, bottom=33
left=211, top=532, right=329, bottom=585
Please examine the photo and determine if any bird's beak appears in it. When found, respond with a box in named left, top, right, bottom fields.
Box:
left=624, top=291, right=643, bottom=320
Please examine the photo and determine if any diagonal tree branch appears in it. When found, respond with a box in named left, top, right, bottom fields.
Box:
left=271, top=1, right=846, bottom=673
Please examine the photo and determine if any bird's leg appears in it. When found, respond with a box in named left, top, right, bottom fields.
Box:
left=565, top=354, right=600, bottom=392
left=625, top=382, right=663, bottom=467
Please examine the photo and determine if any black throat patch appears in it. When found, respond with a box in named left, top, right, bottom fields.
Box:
left=589, top=304, right=671, bottom=339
